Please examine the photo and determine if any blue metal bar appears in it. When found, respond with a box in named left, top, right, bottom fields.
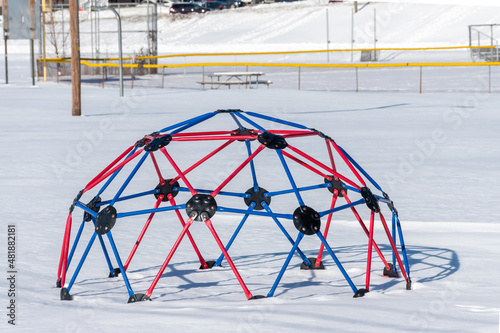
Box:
left=234, top=112, right=267, bottom=132
left=110, top=152, right=150, bottom=207
left=75, top=201, right=98, bottom=219
left=267, top=232, right=305, bottom=297
left=159, top=112, right=216, bottom=133
left=318, top=199, right=365, bottom=217
left=245, top=140, right=259, bottom=191
left=176, top=186, right=249, bottom=198
left=337, top=145, right=383, bottom=192
left=67, top=232, right=98, bottom=292
left=97, top=233, right=117, bottom=277
left=343, top=184, right=360, bottom=194
left=170, top=113, right=218, bottom=135
left=245, top=111, right=311, bottom=130
left=66, top=217, right=87, bottom=269
left=266, top=183, right=330, bottom=198
left=117, top=204, right=185, bottom=219
left=396, top=214, right=411, bottom=277
left=229, top=112, right=245, bottom=130
left=217, top=206, right=293, bottom=220
left=215, top=203, right=256, bottom=266
left=106, top=232, right=134, bottom=297
left=316, top=231, right=358, bottom=293
left=262, top=203, right=311, bottom=266
left=391, top=212, right=397, bottom=273
left=100, top=189, right=158, bottom=206
left=276, top=150, right=305, bottom=206
left=97, top=146, right=139, bottom=197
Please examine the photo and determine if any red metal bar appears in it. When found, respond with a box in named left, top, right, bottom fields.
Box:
left=281, top=132, right=320, bottom=139
left=205, top=219, right=254, bottom=300
left=315, top=192, right=338, bottom=267
left=167, top=194, right=209, bottom=269
left=123, top=195, right=164, bottom=271
left=150, top=152, right=166, bottom=186
left=160, top=148, right=197, bottom=195
left=365, top=211, right=376, bottom=290
left=211, top=145, right=266, bottom=197
left=329, top=140, right=367, bottom=187
left=85, top=144, right=136, bottom=190
left=286, top=144, right=361, bottom=190
left=344, top=193, right=390, bottom=269
left=170, top=140, right=233, bottom=184
left=84, top=149, right=144, bottom=193
left=171, top=135, right=256, bottom=142
left=58, top=214, right=73, bottom=287
left=379, top=212, right=408, bottom=282
left=325, top=138, right=337, bottom=173
left=145, top=218, right=194, bottom=298
left=171, top=130, right=236, bottom=137
left=281, top=150, right=331, bottom=180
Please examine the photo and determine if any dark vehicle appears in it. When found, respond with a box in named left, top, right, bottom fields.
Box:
left=227, top=0, right=246, bottom=7
left=169, top=3, right=210, bottom=13
left=203, top=1, right=226, bottom=10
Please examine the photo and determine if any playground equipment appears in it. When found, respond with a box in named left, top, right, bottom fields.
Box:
left=56, top=110, right=411, bottom=303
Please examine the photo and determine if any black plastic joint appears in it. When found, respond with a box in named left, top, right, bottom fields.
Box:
left=144, top=135, right=172, bottom=152
left=293, top=206, right=321, bottom=235
left=84, top=196, right=102, bottom=222
left=231, top=128, right=256, bottom=141
left=258, top=132, right=288, bottom=150
left=215, top=109, right=242, bottom=113
left=154, top=179, right=179, bottom=201
left=185, top=194, right=217, bottom=222
left=69, top=190, right=84, bottom=214
left=128, top=294, right=151, bottom=303
left=324, top=176, right=346, bottom=197
left=360, top=187, right=380, bottom=213
left=353, top=289, right=369, bottom=298
left=244, top=187, right=270, bottom=210
left=95, top=206, right=117, bottom=235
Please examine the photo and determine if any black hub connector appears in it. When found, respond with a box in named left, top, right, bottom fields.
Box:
left=108, top=267, right=121, bottom=278
left=353, top=288, right=369, bottom=298
left=249, top=295, right=266, bottom=300
left=244, top=187, right=271, bottom=211
left=199, top=260, right=217, bottom=270
left=69, top=190, right=84, bottom=214
left=128, top=294, right=151, bottom=303
left=383, top=263, right=399, bottom=278
left=215, top=109, right=242, bottom=113
left=144, top=134, right=172, bottom=152
left=258, top=132, right=288, bottom=150
left=324, top=176, right=346, bottom=197
left=154, top=179, right=179, bottom=201
left=300, top=257, right=325, bottom=270
left=185, top=194, right=217, bottom=222
left=84, top=196, right=102, bottom=222
left=95, top=206, right=117, bottom=235
left=293, top=206, right=321, bottom=235
left=60, top=288, right=73, bottom=301
left=360, top=187, right=380, bottom=213
left=406, top=278, right=412, bottom=290
left=231, top=128, right=256, bottom=142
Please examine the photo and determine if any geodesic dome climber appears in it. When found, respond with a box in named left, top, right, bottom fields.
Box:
left=56, top=110, right=412, bottom=303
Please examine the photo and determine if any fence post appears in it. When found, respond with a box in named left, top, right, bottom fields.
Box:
left=489, top=65, right=491, bottom=94
left=162, top=66, right=165, bottom=89
left=355, top=67, right=358, bottom=93
left=419, top=66, right=422, bottom=94
left=298, top=66, right=301, bottom=90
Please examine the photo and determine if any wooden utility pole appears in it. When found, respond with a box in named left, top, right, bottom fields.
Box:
left=3, top=0, right=9, bottom=84
left=70, top=0, right=81, bottom=116
left=30, top=0, right=36, bottom=86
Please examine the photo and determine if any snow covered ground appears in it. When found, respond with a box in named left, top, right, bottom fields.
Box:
left=1, top=1, right=500, bottom=332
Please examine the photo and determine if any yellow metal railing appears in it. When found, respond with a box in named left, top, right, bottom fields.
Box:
left=39, top=45, right=497, bottom=69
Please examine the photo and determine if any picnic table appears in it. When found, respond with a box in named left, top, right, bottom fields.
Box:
left=198, top=72, right=272, bottom=89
